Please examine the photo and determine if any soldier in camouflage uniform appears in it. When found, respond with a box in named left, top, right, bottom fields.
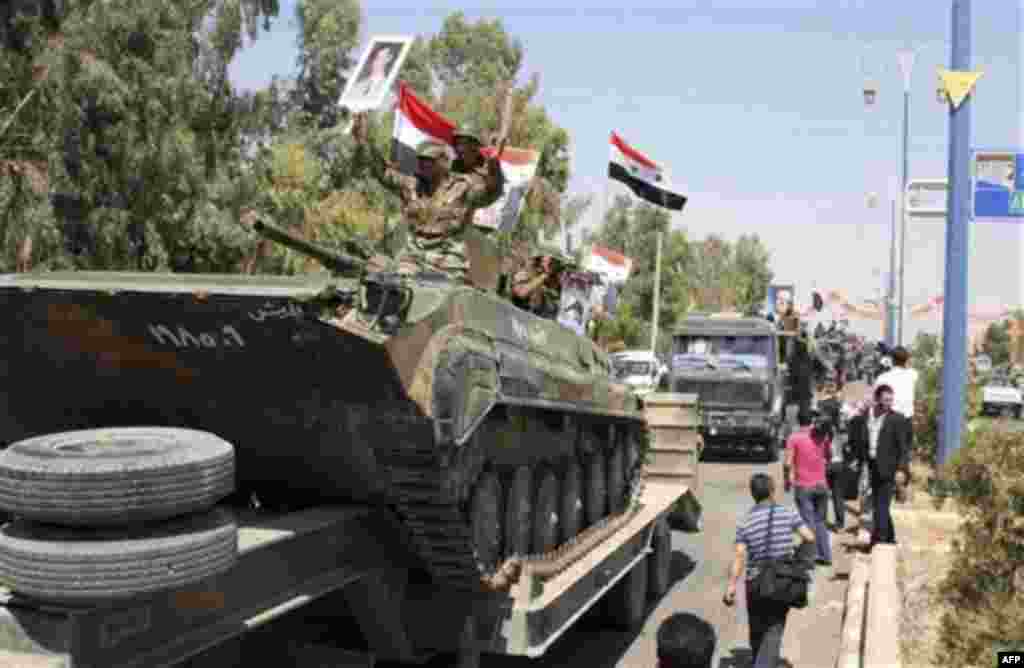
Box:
left=508, top=247, right=566, bottom=319
left=451, top=122, right=489, bottom=177
left=352, top=113, right=505, bottom=283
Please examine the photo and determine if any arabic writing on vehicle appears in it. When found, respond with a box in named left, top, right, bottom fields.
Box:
left=148, top=324, right=245, bottom=348
left=249, top=302, right=304, bottom=321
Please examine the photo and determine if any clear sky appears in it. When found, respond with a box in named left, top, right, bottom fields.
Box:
left=230, top=0, right=1024, bottom=341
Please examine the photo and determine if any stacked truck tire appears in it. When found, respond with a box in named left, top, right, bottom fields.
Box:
left=0, top=428, right=238, bottom=602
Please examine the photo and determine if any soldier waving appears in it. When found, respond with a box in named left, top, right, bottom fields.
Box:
left=351, top=112, right=505, bottom=284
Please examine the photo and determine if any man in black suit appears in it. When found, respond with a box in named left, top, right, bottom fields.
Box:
left=848, top=384, right=911, bottom=547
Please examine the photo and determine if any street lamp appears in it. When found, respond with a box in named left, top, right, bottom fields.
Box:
left=896, top=50, right=915, bottom=347
left=863, top=80, right=878, bottom=106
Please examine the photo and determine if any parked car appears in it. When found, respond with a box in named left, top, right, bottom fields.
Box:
left=981, top=375, right=1022, bottom=419
left=611, top=350, right=667, bottom=397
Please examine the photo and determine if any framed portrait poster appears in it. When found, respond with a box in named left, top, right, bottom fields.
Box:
left=338, top=35, right=413, bottom=113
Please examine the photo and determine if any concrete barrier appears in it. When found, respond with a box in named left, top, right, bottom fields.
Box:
left=864, top=545, right=901, bottom=668
left=835, top=545, right=902, bottom=668
left=836, top=557, right=870, bottom=668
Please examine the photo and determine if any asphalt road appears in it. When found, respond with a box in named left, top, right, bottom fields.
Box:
left=471, top=455, right=788, bottom=668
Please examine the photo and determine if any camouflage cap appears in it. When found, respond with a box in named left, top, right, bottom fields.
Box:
left=453, top=122, right=483, bottom=144
left=416, top=140, right=450, bottom=161
left=532, top=242, right=571, bottom=263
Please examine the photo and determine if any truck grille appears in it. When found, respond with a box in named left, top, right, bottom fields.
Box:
left=673, top=379, right=764, bottom=405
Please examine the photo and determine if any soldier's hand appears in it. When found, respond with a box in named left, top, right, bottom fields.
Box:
left=351, top=112, right=368, bottom=143
left=239, top=209, right=259, bottom=229
left=488, top=139, right=507, bottom=172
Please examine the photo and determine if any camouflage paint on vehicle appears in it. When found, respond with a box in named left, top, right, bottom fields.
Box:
left=0, top=249, right=643, bottom=589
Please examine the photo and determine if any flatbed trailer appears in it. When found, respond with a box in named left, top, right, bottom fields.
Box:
left=0, top=394, right=702, bottom=668
left=0, top=476, right=695, bottom=667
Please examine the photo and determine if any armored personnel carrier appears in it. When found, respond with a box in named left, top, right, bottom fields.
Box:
left=0, top=221, right=647, bottom=592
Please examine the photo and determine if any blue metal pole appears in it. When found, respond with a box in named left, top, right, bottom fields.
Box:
left=939, top=0, right=972, bottom=466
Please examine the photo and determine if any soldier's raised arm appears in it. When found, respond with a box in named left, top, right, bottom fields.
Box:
left=352, top=112, right=415, bottom=200
left=465, top=139, right=506, bottom=209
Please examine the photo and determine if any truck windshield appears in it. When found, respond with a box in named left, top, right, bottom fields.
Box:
left=673, top=336, right=772, bottom=359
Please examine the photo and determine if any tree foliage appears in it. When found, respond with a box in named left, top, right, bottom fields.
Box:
left=1, top=1, right=574, bottom=276
left=584, top=194, right=774, bottom=351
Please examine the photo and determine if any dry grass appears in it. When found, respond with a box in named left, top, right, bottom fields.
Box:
left=894, top=474, right=961, bottom=668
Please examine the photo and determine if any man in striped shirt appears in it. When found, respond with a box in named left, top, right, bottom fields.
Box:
left=724, top=473, right=815, bottom=668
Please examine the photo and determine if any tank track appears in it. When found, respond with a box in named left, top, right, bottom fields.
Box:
left=379, top=411, right=646, bottom=592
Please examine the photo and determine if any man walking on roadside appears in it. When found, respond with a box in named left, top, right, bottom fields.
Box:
left=786, top=410, right=833, bottom=566
left=872, top=345, right=919, bottom=447
left=724, top=474, right=815, bottom=668
left=848, top=385, right=911, bottom=548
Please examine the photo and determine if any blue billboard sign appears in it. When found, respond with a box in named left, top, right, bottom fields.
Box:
left=973, top=150, right=1024, bottom=221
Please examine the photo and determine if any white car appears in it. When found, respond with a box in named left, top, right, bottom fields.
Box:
left=982, top=377, right=1022, bottom=419
left=612, top=350, right=666, bottom=397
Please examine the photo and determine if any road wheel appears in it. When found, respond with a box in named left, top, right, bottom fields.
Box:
left=1016, top=406, right=1022, bottom=420
left=0, top=428, right=234, bottom=527
left=0, top=508, right=237, bottom=603
left=470, top=472, right=503, bottom=575
left=532, top=467, right=560, bottom=555
left=606, top=557, right=649, bottom=630
left=504, top=467, right=532, bottom=557
left=584, top=451, right=607, bottom=527
left=763, top=434, right=781, bottom=463
left=648, top=517, right=672, bottom=599
left=1002, top=406, right=1015, bottom=419
left=559, top=459, right=583, bottom=544
left=606, top=443, right=626, bottom=515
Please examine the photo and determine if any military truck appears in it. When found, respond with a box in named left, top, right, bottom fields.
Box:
left=0, top=221, right=701, bottom=667
left=667, top=315, right=785, bottom=461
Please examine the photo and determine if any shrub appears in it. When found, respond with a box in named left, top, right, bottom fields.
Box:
left=912, top=343, right=982, bottom=468
left=935, top=424, right=1024, bottom=665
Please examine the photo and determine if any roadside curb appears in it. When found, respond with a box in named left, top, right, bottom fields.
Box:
left=835, top=545, right=903, bottom=668
left=836, top=556, right=870, bottom=668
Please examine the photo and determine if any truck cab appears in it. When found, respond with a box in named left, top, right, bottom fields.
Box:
left=667, top=315, right=784, bottom=461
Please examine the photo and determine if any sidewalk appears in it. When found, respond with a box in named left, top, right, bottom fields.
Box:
left=780, top=518, right=861, bottom=667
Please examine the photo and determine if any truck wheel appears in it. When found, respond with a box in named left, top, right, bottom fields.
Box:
left=0, top=428, right=234, bottom=527
left=763, top=436, right=780, bottom=463
left=560, top=459, right=583, bottom=544
left=1002, top=406, right=1014, bottom=419
left=504, top=467, right=532, bottom=557
left=0, top=508, right=237, bottom=603
left=584, top=452, right=607, bottom=527
left=647, top=517, right=672, bottom=599
left=470, top=472, right=503, bottom=574
left=532, top=467, right=560, bottom=554
left=606, top=556, right=649, bottom=630
left=1016, top=407, right=1022, bottom=420
left=606, top=444, right=626, bottom=515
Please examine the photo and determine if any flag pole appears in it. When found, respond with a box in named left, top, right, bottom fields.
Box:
left=650, top=228, right=663, bottom=353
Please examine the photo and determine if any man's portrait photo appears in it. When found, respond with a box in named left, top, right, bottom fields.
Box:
left=338, top=36, right=412, bottom=113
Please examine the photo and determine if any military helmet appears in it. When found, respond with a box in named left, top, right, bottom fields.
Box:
left=416, top=140, right=450, bottom=161
left=453, top=122, right=483, bottom=145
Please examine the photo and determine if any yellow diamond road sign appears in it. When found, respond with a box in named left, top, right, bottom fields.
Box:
left=938, top=68, right=983, bottom=109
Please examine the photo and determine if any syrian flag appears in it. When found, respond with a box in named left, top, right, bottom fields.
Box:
left=472, top=146, right=539, bottom=232
left=391, top=82, right=455, bottom=175
left=608, top=132, right=687, bottom=211
left=583, top=244, right=633, bottom=284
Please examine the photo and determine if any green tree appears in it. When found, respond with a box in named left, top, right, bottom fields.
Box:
left=1, top=0, right=282, bottom=272
left=730, top=234, right=774, bottom=314
left=982, top=321, right=1011, bottom=367
left=294, top=0, right=361, bottom=123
